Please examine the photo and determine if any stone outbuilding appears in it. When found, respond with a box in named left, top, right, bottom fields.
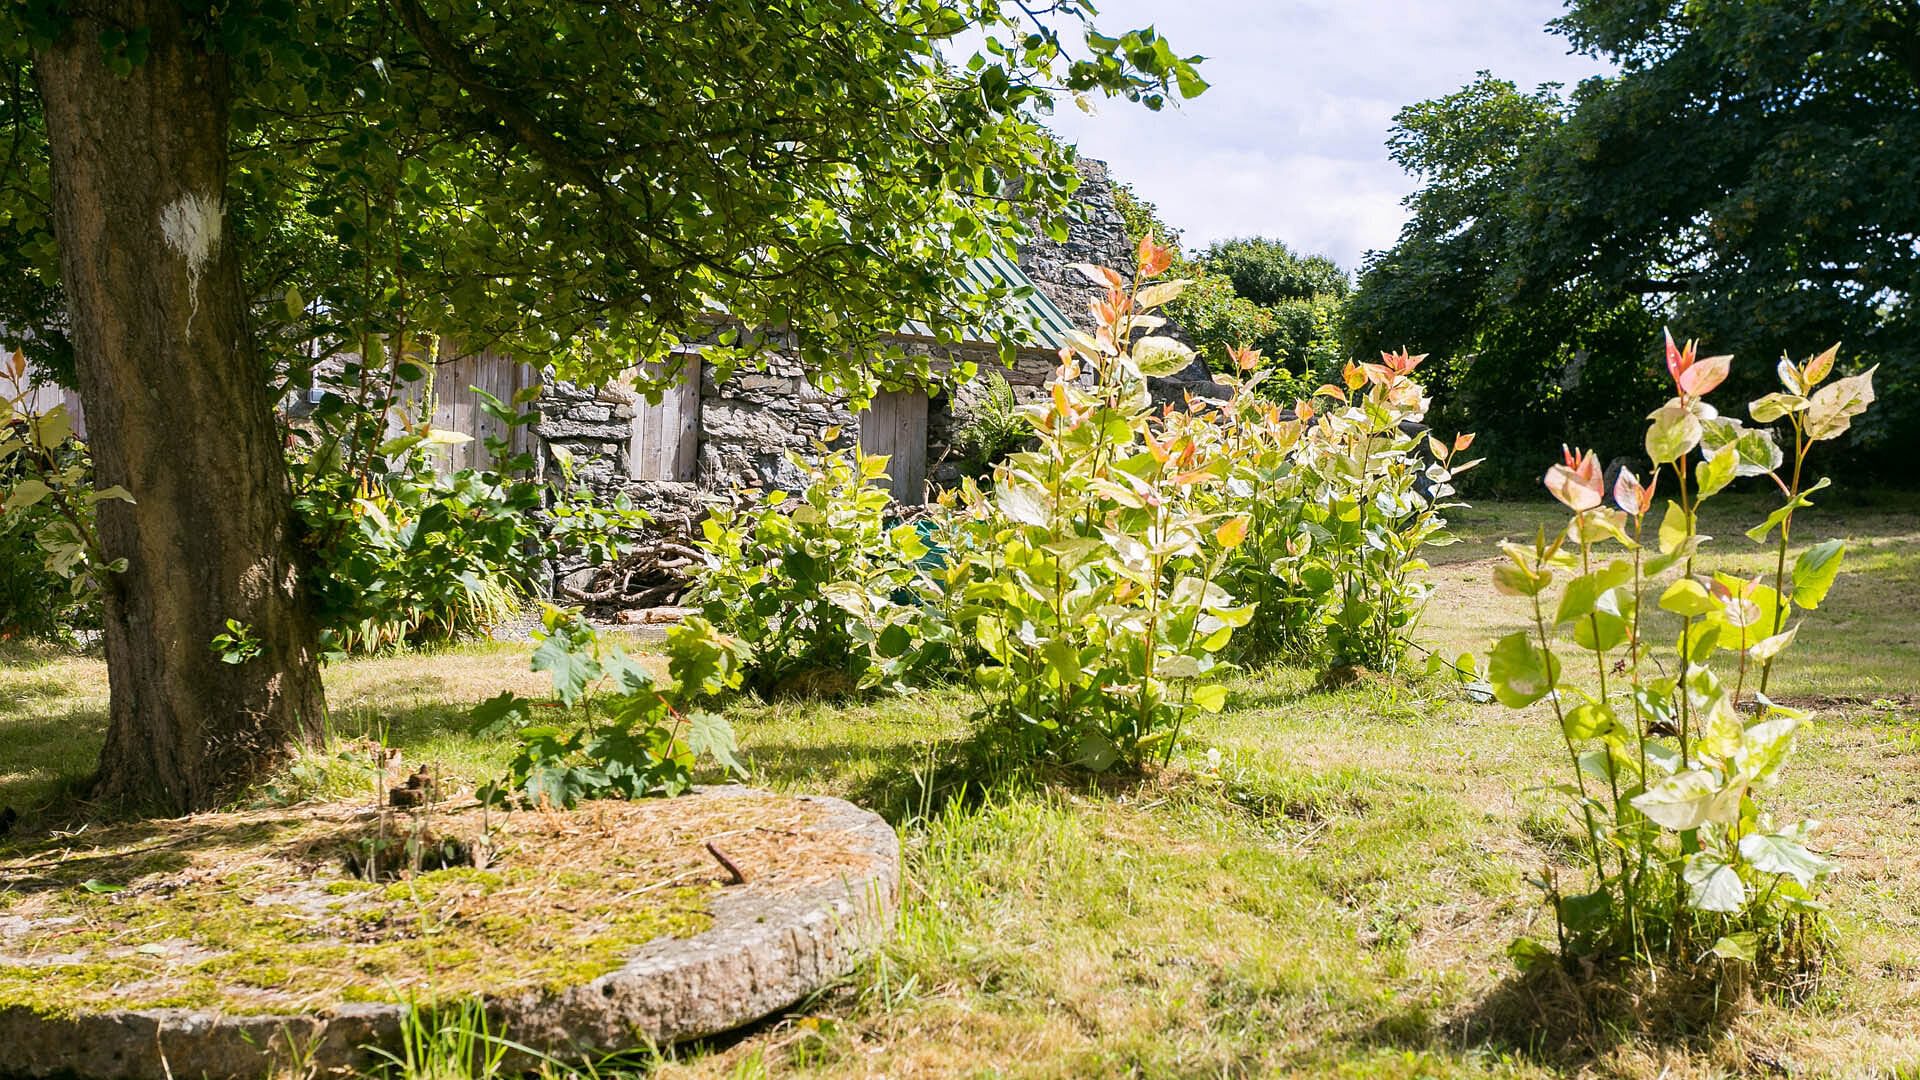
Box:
left=519, top=160, right=1214, bottom=518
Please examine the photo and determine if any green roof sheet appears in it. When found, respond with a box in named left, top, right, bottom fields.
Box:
left=899, top=249, right=1077, bottom=352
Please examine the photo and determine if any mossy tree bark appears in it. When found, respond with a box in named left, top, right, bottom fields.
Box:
left=34, top=0, right=325, bottom=813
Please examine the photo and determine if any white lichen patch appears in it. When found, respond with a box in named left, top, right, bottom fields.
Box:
left=158, top=191, right=224, bottom=319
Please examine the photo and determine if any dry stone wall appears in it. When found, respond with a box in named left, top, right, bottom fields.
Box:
left=695, top=351, right=858, bottom=496
left=536, top=340, right=1063, bottom=510
left=1018, top=158, right=1210, bottom=382
left=1018, top=158, right=1138, bottom=326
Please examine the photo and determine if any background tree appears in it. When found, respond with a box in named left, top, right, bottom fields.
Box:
left=1348, top=1, right=1920, bottom=487
left=1198, top=237, right=1349, bottom=389
left=1343, top=75, right=1663, bottom=488
left=1201, top=237, right=1347, bottom=308
left=0, top=0, right=1202, bottom=813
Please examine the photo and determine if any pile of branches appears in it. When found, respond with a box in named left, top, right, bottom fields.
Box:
left=557, top=495, right=941, bottom=614
left=561, top=536, right=701, bottom=610
left=559, top=514, right=704, bottom=612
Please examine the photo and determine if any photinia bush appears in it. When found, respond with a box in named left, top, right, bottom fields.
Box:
left=938, top=238, right=1253, bottom=771
left=670, top=248, right=1469, bottom=768
left=1172, top=345, right=1472, bottom=668
left=1483, top=331, right=1873, bottom=978
left=0, top=348, right=131, bottom=640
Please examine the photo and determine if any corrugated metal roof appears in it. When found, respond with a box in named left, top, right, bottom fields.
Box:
left=899, top=249, right=1077, bottom=352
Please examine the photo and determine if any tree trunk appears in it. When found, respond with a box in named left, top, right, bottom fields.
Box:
left=35, top=1, right=326, bottom=814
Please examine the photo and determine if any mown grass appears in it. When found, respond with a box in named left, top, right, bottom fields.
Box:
left=1430, top=489, right=1920, bottom=703
left=2, top=496, right=1918, bottom=1077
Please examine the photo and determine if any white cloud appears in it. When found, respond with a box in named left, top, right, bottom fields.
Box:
left=1041, top=0, right=1611, bottom=268
left=1111, top=148, right=1405, bottom=263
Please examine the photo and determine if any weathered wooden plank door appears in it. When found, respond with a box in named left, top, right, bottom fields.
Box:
left=408, top=349, right=538, bottom=474
left=627, top=357, right=701, bottom=482
left=859, top=389, right=928, bottom=504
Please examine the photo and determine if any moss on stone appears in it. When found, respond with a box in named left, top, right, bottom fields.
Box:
left=381, top=865, right=502, bottom=902
left=0, top=800, right=724, bottom=1019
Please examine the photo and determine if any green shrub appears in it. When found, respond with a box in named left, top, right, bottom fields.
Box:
left=0, top=423, right=99, bottom=643
left=1176, top=346, right=1471, bottom=668
left=935, top=245, right=1466, bottom=770
left=950, top=371, right=1029, bottom=481
left=684, top=441, right=947, bottom=696
left=0, top=352, right=129, bottom=642
left=0, top=494, right=92, bottom=643
left=1482, top=334, right=1872, bottom=978
left=472, top=607, right=744, bottom=808
left=938, top=240, right=1252, bottom=771
left=294, top=448, right=536, bottom=655
left=292, top=382, right=644, bottom=656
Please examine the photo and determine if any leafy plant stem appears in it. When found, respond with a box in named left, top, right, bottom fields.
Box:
left=1674, top=458, right=1697, bottom=770
left=1758, top=419, right=1807, bottom=698
left=1627, top=514, right=1654, bottom=963
left=1578, top=523, right=1636, bottom=939
left=1533, top=585, right=1607, bottom=885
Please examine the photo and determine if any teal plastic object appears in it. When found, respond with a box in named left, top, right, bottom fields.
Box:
left=882, top=515, right=950, bottom=606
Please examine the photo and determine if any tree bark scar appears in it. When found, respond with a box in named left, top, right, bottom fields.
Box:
left=158, top=191, right=224, bottom=325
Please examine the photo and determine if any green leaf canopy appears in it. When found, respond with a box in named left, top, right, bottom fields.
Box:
left=1, top=0, right=1205, bottom=396
left=1347, top=1, right=1920, bottom=481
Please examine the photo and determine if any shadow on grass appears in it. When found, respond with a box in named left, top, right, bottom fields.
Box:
left=327, top=699, right=482, bottom=745
left=1217, top=674, right=1325, bottom=713
left=734, top=686, right=1185, bottom=829
left=1412, top=960, right=1749, bottom=1071
left=0, top=675, right=85, bottom=710
left=0, top=640, right=91, bottom=673
left=0, top=705, right=106, bottom=825
left=0, top=814, right=300, bottom=889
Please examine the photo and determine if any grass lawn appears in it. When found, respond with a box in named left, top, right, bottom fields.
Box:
left=3, top=496, right=1918, bottom=1078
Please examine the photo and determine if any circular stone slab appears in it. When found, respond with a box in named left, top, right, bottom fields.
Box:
left=0, top=786, right=898, bottom=1079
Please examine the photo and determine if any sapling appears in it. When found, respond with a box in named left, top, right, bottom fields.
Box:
left=1744, top=344, right=1878, bottom=697
left=1485, top=332, right=1872, bottom=977
left=0, top=348, right=133, bottom=601
left=952, top=237, right=1254, bottom=771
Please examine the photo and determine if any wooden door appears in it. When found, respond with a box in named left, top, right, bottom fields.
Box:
left=415, top=350, right=537, bottom=474
left=627, top=357, right=701, bottom=482
left=859, top=389, right=929, bottom=504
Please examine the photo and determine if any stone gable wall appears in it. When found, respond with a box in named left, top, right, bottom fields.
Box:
left=1017, top=158, right=1138, bottom=327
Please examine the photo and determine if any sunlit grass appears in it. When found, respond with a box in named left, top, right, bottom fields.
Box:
left=0, top=644, right=108, bottom=813
left=1, top=496, right=1917, bottom=1077
left=1428, top=492, right=1920, bottom=703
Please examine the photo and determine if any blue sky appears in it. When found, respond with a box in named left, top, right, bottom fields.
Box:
left=1042, top=0, right=1612, bottom=271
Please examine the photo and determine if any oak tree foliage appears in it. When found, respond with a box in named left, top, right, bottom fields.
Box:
left=0, top=0, right=1203, bottom=810
left=4, top=0, right=1206, bottom=398
left=1348, top=1, right=1919, bottom=484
